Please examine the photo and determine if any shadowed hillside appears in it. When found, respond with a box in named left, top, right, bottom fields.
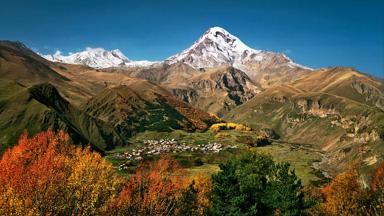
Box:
left=0, top=80, right=125, bottom=153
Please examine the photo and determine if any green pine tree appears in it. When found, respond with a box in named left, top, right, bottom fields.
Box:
left=209, top=152, right=309, bottom=216
left=178, top=180, right=199, bottom=216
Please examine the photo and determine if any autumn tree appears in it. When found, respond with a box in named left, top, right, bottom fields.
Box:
left=0, top=130, right=122, bottom=215
left=320, top=167, right=367, bottom=216
left=368, top=162, right=384, bottom=213
left=192, top=175, right=212, bottom=215
left=104, top=156, right=188, bottom=215
left=104, top=156, right=213, bottom=216
left=178, top=176, right=212, bottom=216
left=371, top=161, right=384, bottom=191
left=178, top=180, right=199, bottom=216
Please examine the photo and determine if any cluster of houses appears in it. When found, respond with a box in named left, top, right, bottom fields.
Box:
left=114, top=139, right=231, bottom=171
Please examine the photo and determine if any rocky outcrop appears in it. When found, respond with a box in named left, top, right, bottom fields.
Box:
left=351, top=77, right=384, bottom=111
left=296, top=99, right=338, bottom=118
left=191, top=67, right=259, bottom=105
left=170, top=88, right=198, bottom=104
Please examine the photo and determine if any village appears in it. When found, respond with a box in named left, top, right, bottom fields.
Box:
left=113, top=139, right=235, bottom=171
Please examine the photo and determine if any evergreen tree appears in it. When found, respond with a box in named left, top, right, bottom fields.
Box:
left=178, top=180, right=199, bottom=216
left=209, top=152, right=307, bottom=216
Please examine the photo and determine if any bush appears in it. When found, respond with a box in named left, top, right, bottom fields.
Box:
left=255, top=135, right=271, bottom=146
left=194, top=158, right=204, bottom=166
left=210, top=123, right=252, bottom=133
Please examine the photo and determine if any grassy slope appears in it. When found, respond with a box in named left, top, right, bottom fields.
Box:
left=0, top=80, right=53, bottom=151
left=292, top=67, right=384, bottom=111
left=0, top=80, right=125, bottom=153
left=83, top=84, right=220, bottom=139
left=224, top=69, right=384, bottom=177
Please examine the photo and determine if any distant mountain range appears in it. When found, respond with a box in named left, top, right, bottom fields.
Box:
left=40, top=26, right=310, bottom=72
left=42, top=47, right=160, bottom=68
left=166, top=27, right=311, bottom=71
left=1, top=26, right=383, bottom=176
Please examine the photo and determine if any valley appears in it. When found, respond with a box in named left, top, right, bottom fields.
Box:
left=1, top=0, right=384, bottom=212
left=0, top=26, right=383, bottom=189
left=105, top=130, right=328, bottom=186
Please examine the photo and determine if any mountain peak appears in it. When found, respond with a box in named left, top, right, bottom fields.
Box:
left=41, top=47, right=160, bottom=69
left=166, top=26, right=261, bottom=68
left=166, top=27, right=311, bottom=72
left=202, top=26, right=233, bottom=38
left=42, top=47, right=131, bottom=68
left=200, top=26, right=257, bottom=53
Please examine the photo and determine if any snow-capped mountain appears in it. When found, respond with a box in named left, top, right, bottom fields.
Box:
left=42, top=47, right=159, bottom=68
left=41, top=26, right=310, bottom=72
left=166, top=27, right=312, bottom=71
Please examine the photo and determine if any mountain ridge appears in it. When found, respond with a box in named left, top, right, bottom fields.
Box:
left=166, top=26, right=311, bottom=71
left=39, top=27, right=311, bottom=74
left=41, top=47, right=161, bottom=68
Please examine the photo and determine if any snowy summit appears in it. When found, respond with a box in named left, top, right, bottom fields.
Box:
left=41, top=26, right=310, bottom=71
left=42, top=47, right=159, bottom=69
left=166, top=26, right=311, bottom=71
left=167, top=26, right=262, bottom=68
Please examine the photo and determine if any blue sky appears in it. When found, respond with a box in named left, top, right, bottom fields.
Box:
left=1, top=0, right=383, bottom=77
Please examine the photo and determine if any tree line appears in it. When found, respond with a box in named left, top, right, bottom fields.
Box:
left=0, top=130, right=383, bottom=215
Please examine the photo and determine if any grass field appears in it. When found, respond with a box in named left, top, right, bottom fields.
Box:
left=106, top=130, right=329, bottom=186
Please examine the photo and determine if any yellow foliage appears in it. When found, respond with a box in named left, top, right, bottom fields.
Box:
left=192, top=176, right=212, bottom=215
left=214, top=132, right=231, bottom=139
left=64, top=147, right=123, bottom=215
left=210, top=123, right=252, bottom=133
left=208, top=113, right=222, bottom=121
left=0, top=130, right=122, bottom=215
left=0, top=187, right=38, bottom=216
left=320, top=167, right=366, bottom=216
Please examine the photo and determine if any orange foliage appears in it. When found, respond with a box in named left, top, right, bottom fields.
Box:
left=105, top=156, right=188, bottom=215
left=0, top=130, right=214, bottom=215
left=104, top=157, right=213, bottom=216
left=320, top=167, right=365, bottom=215
left=371, top=161, right=384, bottom=192
left=189, top=175, right=212, bottom=215
left=0, top=129, right=122, bottom=215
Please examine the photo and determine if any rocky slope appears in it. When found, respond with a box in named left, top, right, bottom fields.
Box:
left=225, top=67, right=384, bottom=176
left=118, top=63, right=260, bottom=115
